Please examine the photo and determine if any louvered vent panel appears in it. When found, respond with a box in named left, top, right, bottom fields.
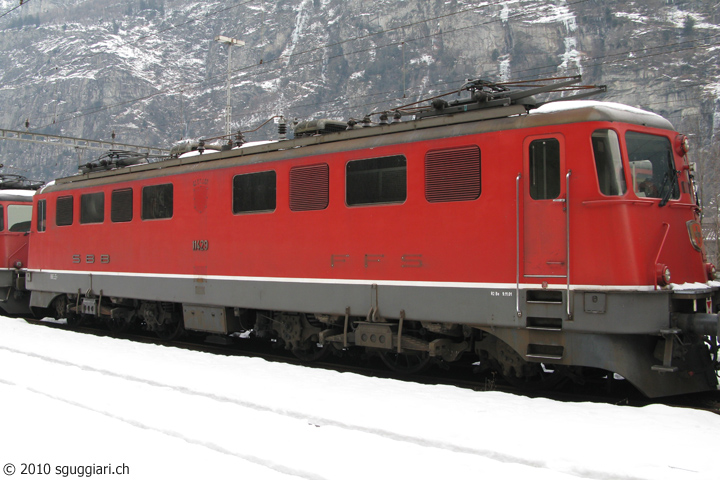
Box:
left=425, top=146, right=481, bottom=203
left=290, top=164, right=329, bottom=211
left=56, top=196, right=74, bottom=226
left=111, top=189, right=133, bottom=223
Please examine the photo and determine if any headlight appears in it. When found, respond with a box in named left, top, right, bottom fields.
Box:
left=656, top=264, right=671, bottom=286
left=675, top=134, right=690, bottom=155
left=706, top=263, right=717, bottom=281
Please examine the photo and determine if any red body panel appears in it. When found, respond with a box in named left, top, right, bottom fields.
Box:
left=27, top=119, right=705, bottom=290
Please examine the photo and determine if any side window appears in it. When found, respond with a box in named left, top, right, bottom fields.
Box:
left=111, top=188, right=133, bottom=223
left=290, top=164, right=329, bottom=211
left=592, top=130, right=627, bottom=196
left=80, top=192, right=104, bottom=224
left=233, top=171, right=276, bottom=214
left=425, top=146, right=481, bottom=202
left=142, top=184, right=173, bottom=220
left=37, top=200, right=46, bottom=232
left=626, top=132, right=678, bottom=200
left=56, top=196, right=74, bottom=226
left=529, top=138, right=561, bottom=200
left=0, top=205, right=3, bottom=231
left=346, top=155, right=407, bottom=206
left=8, top=205, right=33, bottom=232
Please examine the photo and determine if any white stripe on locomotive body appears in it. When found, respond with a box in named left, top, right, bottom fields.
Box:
left=26, top=268, right=671, bottom=292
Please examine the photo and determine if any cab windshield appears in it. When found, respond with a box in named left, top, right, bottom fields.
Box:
left=626, top=131, right=679, bottom=203
left=8, top=204, right=32, bottom=232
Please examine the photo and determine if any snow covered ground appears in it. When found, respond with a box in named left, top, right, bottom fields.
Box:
left=0, top=316, right=718, bottom=480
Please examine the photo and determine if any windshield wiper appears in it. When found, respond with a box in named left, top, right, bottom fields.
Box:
left=658, top=168, right=679, bottom=207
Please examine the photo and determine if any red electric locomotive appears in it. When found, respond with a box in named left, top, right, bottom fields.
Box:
left=0, top=175, right=43, bottom=317
left=24, top=77, right=720, bottom=397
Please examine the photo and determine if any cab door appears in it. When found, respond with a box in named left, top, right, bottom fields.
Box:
left=522, top=135, right=568, bottom=279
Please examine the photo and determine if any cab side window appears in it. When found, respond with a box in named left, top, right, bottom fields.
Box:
left=529, top=138, right=560, bottom=200
left=37, top=200, right=46, bottom=232
left=592, top=130, right=627, bottom=196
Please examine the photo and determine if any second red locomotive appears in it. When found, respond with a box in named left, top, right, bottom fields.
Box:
left=0, top=175, right=43, bottom=317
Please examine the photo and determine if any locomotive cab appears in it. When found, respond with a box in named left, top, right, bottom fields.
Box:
left=516, top=102, right=719, bottom=396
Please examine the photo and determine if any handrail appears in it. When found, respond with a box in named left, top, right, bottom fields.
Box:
left=566, top=170, right=573, bottom=319
left=582, top=199, right=653, bottom=207
left=653, top=223, right=670, bottom=291
left=7, top=241, right=28, bottom=268
left=516, top=173, right=522, bottom=318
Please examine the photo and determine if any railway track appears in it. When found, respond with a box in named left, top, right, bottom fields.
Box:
left=23, top=317, right=720, bottom=415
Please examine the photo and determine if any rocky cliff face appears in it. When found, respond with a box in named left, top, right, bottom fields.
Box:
left=0, top=0, right=718, bottom=188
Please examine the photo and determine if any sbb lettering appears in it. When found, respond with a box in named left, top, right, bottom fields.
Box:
left=72, top=254, right=110, bottom=264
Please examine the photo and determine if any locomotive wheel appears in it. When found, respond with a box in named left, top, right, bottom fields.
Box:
left=378, top=349, right=431, bottom=374
left=292, top=341, right=331, bottom=362
left=155, top=318, right=184, bottom=341
left=105, top=314, right=134, bottom=334
left=65, top=314, right=84, bottom=328
left=502, top=363, right=569, bottom=390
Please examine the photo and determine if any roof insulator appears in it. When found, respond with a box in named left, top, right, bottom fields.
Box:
left=278, top=116, right=287, bottom=140
left=432, top=99, right=449, bottom=110
left=473, top=91, right=490, bottom=103
left=234, top=130, right=245, bottom=147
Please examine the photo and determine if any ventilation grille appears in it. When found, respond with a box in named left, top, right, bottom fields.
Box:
left=425, top=146, right=481, bottom=203
left=290, top=164, right=329, bottom=211
left=111, top=189, right=133, bottom=223
left=56, top=196, right=73, bottom=226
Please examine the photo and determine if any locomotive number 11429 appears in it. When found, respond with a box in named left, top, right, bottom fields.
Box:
left=193, top=240, right=209, bottom=251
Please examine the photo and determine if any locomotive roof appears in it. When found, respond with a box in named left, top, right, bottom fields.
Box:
left=48, top=99, right=675, bottom=191
left=0, top=189, right=36, bottom=202
left=529, top=100, right=672, bottom=127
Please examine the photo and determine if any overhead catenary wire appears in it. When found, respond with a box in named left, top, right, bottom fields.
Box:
left=8, top=0, right=719, bottom=140
left=0, top=0, right=31, bottom=20
left=161, top=33, right=720, bottom=138
left=34, top=27, right=720, bottom=134
left=24, top=0, right=708, bottom=116
left=21, top=0, right=592, bottom=129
